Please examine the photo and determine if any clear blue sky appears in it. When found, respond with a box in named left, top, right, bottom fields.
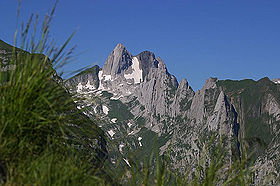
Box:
left=1, top=0, right=280, bottom=90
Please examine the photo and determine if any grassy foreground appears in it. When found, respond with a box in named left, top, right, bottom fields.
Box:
left=0, top=4, right=108, bottom=185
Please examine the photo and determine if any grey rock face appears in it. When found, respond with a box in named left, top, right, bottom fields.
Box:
left=102, top=43, right=132, bottom=77
left=188, top=77, right=219, bottom=124
left=65, top=65, right=100, bottom=92
left=264, top=93, right=280, bottom=121
left=171, top=78, right=194, bottom=117
left=137, top=51, right=157, bottom=80
left=136, top=55, right=179, bottom=118
left=170, top=78, right=239, bottom=172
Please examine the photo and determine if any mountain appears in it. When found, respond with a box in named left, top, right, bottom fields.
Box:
left=2, top=37, right=280, bottom=184
left=65, top=43, right=280, bottom=183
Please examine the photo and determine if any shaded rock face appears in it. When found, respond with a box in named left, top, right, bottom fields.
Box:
left=137, top=51, right=158, bottom=80
left=102, top=43, right=132, bottom=77
left=65, top=65, right=100, bottom=92
left=135, top=55, right=180, bottom=122
left=171, top=78, right=194, bottom=117
left=65, top=44, right=280, bottom=184
left=188, top=78, right=219, bottom=124
left=217, top=78, right=280, bottom=182
left=170, top=78, right=241, bottom=172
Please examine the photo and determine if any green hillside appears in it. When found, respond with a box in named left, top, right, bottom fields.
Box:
left=0, top=40, right=14, bottom=51
left=218, top=78, right=280, bottom=161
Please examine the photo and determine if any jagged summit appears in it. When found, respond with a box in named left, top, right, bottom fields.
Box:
left=203, top=77, right=218, bottom=89
left=66, top=43, right=193, bottom=95
left=114, top=43, right=126, bottom=50
left=99, top=44, right=181, bottom=88
left=137, top=51, right=156, bottom=61
left=102, top=43, right=132, bottom=76
left=178, top=78, right=191, bottom=90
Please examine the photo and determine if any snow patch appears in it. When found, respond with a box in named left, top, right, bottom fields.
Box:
left=85, top=80, right=95, bottom=90
left=77, top=83, right=83, bottom=93
left=104, top=74, right=112, bottom=81
left=138, top=137, right=143, bottom=147
left=124, top=57, right=143, bottom=84
left=77, top=81, right=95, bottom=93
left=110, top=95, right=123, bottom=100
left=111, top=118, right=117, bottom=123
left=96, top=90, right=103, bottom=96
left=98, top=70, right=104, bottom=90
left=119, top=144, right=125, bottom=153
left=274, top=80, right=280, bottom=84
left=108, top=129, right=115, bottom=137
left=127, top=122, right=132, bottom=128
left=98, top=70, right=112, bottom=90
left=93, top=106, right=98, bottom=114
left=123, top=158, right=131, bottom=167
left=98, top=70, right=103, bottom=79
left=102, top=105, right=109, bottom=115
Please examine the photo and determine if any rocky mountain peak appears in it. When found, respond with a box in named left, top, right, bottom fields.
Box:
left=136, top=51, right=157, bottom=80
left=156, top=57, right=167, bottom=70
left=102, top=43, right=132, bottom=76
left=114, top=43, right=126, bottom=50
left=203, top=77, right=218, bottom=90
left=137, top=51, right=156, bottom=63
left=178, top=78, right=191, bottom=90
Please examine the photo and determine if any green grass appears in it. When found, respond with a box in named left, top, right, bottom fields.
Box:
left=108, top=100, right=134, bottom=121
left=5, top=146, right=106, bottom=185
left=102, top=91, right=113, bottom=98
left=0, top=4, right=108, bottom=185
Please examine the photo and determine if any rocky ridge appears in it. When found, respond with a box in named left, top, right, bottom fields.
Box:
left=65, top=43, right=280, bottom=184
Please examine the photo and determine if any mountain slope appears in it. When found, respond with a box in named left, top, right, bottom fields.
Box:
left=65, top=43, right=280, bottom=183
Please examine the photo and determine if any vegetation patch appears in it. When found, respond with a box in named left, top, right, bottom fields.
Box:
left=108, top=100, right=134, bottom=121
